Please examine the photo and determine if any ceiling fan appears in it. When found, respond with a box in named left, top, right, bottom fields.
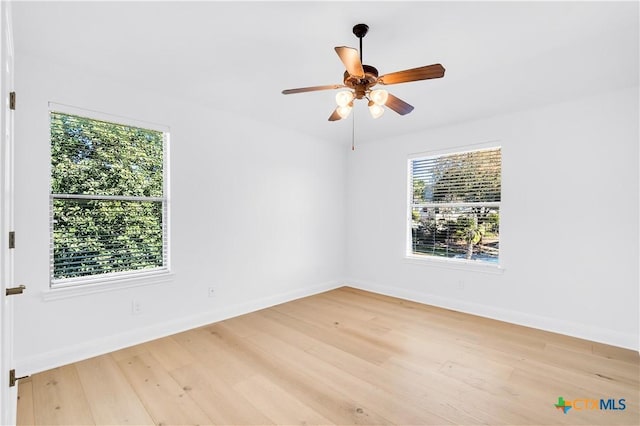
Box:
left=282, top=23, right=445, bottom=121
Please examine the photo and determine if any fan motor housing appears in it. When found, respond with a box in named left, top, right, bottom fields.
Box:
left=343, top=65, right=379, bottom=98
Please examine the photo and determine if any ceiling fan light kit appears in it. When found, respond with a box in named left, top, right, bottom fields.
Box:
left=335, top=91, right=354, bottom=107
left=282, top=23, right=445, bottom=121
left=369, top=89, right=389, bottom=106
left=368, top=101, right=384, bottom=119
left=336, top=104, right=353, bottom=119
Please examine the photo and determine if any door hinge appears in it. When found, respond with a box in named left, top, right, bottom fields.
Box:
left=6, top=285, right=25, bottom=296
left=8, top=231, right=15, bottom=249
left=9, top=369, right=29, bottom=387
left=9, top=92, right=15, bottom=110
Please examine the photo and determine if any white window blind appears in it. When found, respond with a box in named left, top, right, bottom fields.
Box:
left=50, top=111, right=169, bottom=286
left=409, top=147, right=501, bottom=264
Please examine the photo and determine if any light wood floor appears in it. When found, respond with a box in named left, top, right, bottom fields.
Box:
left=17, top=287, right=639, bottom=425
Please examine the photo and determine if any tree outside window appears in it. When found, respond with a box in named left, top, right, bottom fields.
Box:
left=50, top=111, right=168, bottom=285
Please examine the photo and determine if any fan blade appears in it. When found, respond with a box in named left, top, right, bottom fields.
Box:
left=385, top=93, right=414, bottom=115
left=378, top=64, right=445, bottom=85
left=328, top=108, right=342, bottom=121
left=282, top=84, right=344, bottom=95
left=335, top=46, right=364, bottom=78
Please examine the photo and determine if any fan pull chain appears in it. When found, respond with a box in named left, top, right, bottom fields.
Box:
left=352, top=108, right=356, bottom=151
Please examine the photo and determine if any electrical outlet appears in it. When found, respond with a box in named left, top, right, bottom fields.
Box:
left=208, top=287, right=215, bottom=298
left=132, top=299, right=142, bottom=315
left=457, top=280, right=465, bottom=290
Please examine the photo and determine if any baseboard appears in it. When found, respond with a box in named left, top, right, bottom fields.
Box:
left=16, top=280, right=342, bottom=375
left=345, top=279, right=639, bottom=352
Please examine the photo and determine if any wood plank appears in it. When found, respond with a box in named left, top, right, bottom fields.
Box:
left=591, top=341, right=640, bottom=364
left=16, top=379, right=34, bottom=426
left=541, top=342, right=639, bottom=387
left=109, top=342, right=149, bottom=362
left=31, top=365, right=95, bottom=425
left=169, top=362, right=275, bottom=425
left=116, top=352, right=212, bottom=425
left=75, top=354, right=154, bottom=425
left=143, top=335, right=197, bottom=372
left=233, top=374, right=334, bottom=425
left=171, top=327, right=258, bottom=386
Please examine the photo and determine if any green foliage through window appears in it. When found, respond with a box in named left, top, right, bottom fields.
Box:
left=50, top=111, right=167, bottom=283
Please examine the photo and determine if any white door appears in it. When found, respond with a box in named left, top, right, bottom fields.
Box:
left=0, top=1, right=17, bottom=424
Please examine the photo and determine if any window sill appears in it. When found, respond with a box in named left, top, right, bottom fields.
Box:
left=404, top=255, right=505, bottom=274
left=42, top=270, right=174, bottom=301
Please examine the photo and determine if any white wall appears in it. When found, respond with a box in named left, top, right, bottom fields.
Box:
left=11, top=54, right=639, bottom=375
left=13, top=53, right=347, bottom=374
left=346, top=85, right=639, bottom=350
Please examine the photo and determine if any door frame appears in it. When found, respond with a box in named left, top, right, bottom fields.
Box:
left=0, top=0, right=16, bottom=424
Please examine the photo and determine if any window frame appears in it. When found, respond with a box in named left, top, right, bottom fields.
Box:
left=48, top=103, right=171, bottom=290
left=405, top=142, right=503, bottom=272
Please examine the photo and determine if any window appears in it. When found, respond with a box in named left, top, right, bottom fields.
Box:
left=408, top=146, right=501, bottom=265
left=50, top=109, right=169, bottom=287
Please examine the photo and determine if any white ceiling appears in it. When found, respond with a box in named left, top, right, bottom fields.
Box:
left=12, top=1, right=640, bottom=144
